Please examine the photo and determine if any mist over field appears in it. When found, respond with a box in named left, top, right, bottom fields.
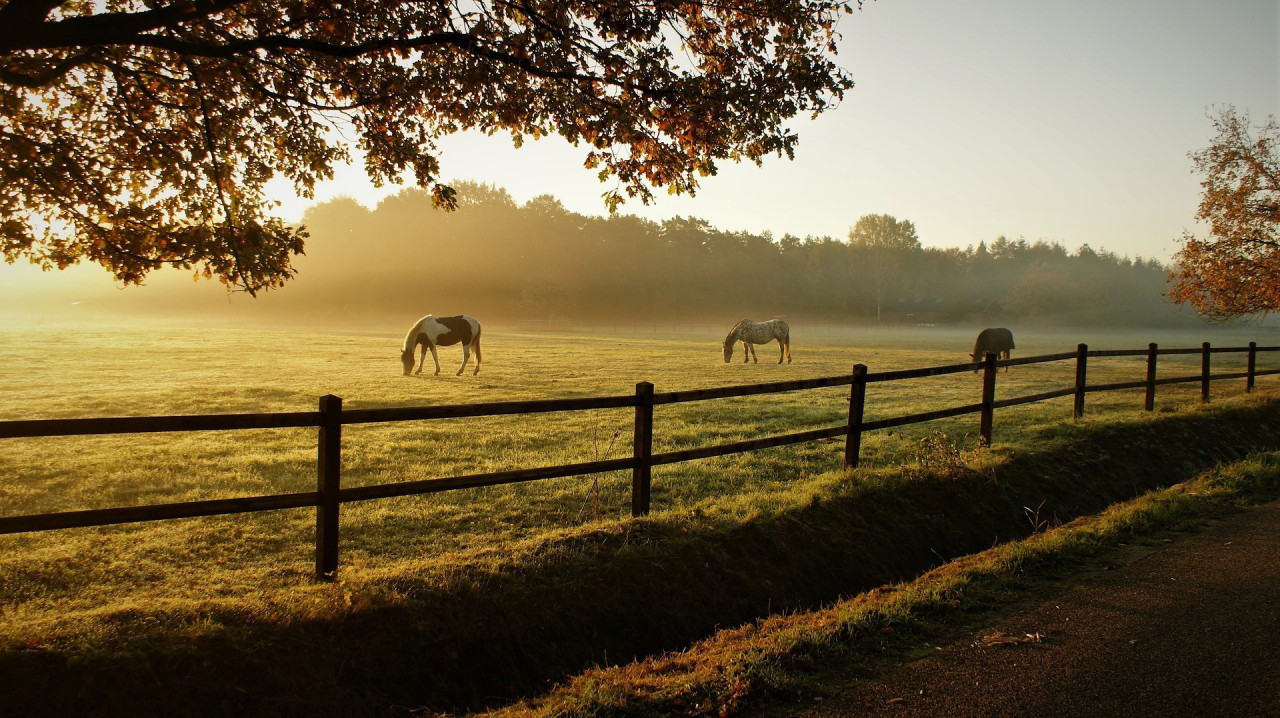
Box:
left=0, top=182, right=1223, bottom=334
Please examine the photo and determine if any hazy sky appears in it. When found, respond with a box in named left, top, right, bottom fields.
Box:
left=267, top=0, right=1279, bottom=262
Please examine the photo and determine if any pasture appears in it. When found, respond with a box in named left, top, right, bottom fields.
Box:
left=0, top=317, right=1273, bottom=669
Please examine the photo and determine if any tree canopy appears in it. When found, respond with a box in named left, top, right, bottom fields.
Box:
left=0, top=0, right=859, bottom=293
left=1168, top=106, right=1280, bottom=320
left=847, top=213, right=920, bottom=320
left=847, top=212, right=920, bottom=250
left=106, top=186, right=1176, bottom=328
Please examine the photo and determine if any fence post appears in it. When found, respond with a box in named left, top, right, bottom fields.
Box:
left=979, top=351, right=997, bottom=446
left=845, top=364, right=867, bottom=468
left=1201, top=342, right=1211, bottom=403
left=1144, top=343, right=1157, bottom=411
left=316, top=394, right=342, bottom=579
left=632, top=381, right=654, bottom=517
left=1073, top=343, right=1088, bottom=419
left=1248, top=341, right=1257, bottom=392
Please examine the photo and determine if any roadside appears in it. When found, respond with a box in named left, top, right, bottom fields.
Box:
left=783, top=500, right=1280, bottom=717
left=488, top=449, right=1280, bottom=718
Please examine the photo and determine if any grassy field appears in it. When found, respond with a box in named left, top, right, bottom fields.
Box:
left=0, top=316, right=1276, bottom=714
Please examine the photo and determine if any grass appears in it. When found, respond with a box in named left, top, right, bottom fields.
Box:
left=493, top=451, right=1280, bottom=718
left=0, top=317, right=1277, bottom=715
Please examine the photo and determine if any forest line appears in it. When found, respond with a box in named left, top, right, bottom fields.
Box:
left=272, top=182, right=1188, bottom=327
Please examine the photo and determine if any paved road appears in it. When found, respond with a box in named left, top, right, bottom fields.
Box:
left=791, top=501, right=1280, bottom=717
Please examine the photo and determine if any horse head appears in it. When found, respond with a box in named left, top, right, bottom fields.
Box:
left=401, top=347, right=416, bottom=376
left=722, top=339, right=734, bottom=363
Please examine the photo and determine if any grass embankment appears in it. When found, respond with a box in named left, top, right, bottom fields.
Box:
left=499, top=443, right=1280, bottom=718
left=4, top=393, right=1280, bottom=716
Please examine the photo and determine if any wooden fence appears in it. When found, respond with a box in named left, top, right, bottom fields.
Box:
left=2, top=341, right=1276, bottom=578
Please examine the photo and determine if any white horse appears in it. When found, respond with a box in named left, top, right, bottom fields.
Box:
left=401, top=315, right=482, bottom=376
left=722, top=319, right=791, bottom=364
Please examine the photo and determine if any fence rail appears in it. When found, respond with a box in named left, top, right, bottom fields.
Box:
left=2, top=340, right=1276, bottom=577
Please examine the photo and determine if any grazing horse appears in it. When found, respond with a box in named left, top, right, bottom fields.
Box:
left=722, top=319, right=791, bottom=364
left=970, top=327, right=1014, bottom=372
left=401, top=315, right=482, bottom=376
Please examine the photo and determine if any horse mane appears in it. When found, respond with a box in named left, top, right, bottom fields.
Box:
left=402, top=315, right=431, bottom=352
left=724, top=319, right=749, bottom=346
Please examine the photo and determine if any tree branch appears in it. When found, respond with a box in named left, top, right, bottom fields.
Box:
left=3, top=6, right=677, bottom=96
left=0, top=0, right=66, bottom=28
left=0, top=0, right=243, bottom=52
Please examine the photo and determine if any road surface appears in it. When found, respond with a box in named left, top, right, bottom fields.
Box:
left=790, top=501, right=1280, bottom=717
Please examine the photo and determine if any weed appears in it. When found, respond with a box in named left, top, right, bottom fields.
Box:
left=577, top=427, right=621, bottom=522
left=910, top=430, right=996, bottom=483
left=1023, top=499, right=1049, bottom=533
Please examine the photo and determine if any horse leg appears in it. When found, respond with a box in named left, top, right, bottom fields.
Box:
left=472, top=338, right=482, bottom=375
left=429, top=345, right=442, bottom=375
left=746, top=341, right=758, bottom=363
left=777, top=337, right=785, bottom=364
left=457, top=344, right=470, bottom=376
left=415, top=346, right=426, bottom=375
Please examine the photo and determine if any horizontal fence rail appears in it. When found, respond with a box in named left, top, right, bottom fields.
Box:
left=862, top=403, right=985, bottom=431
left=0, top=411, right=323, bottom=439
left=341, top=394, right=640, bottom=424
left=0, top=492, right=322, bottom=534
left=652, top=375, right=853, bottom=404
left=1, top=340, right=1276, bottom=577
left=337, top=457, right=639, bottom=503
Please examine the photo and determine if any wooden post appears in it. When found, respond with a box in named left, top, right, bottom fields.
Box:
left=1247, top=341, right=1257, bottom=392
left=1073, top=343, right=1088, bottom=419
left=631, top=381, right=654, bottom=517
left=979, top=351, right=997, bottom=446
left=845, top=364, right=868, bottom=468
left=1144, top=343, right=1157, bottom=411
left=1201, top=342, right=1211, bottom=403
left=316, top=394, right=342, bottom=579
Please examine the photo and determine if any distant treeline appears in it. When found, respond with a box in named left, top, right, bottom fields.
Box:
left=245, top=181, right=1189, bottom=327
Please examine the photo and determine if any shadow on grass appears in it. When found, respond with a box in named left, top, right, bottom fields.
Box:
left=5, top=399, right=1280, bottom=717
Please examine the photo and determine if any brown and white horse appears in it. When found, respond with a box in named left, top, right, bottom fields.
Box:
left=401, top=315, right=483, bottom=376
left=722, top=319, right=791, bottom=364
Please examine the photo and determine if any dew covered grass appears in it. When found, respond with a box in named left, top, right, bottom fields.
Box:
left=0, top=317, right=1273, bottom=696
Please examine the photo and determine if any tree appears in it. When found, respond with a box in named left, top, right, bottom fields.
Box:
left=847, top=213, right=920, bottom=320
left=0, top=0, right=859, bottom=293
left=1168, top=107, right=1280, bottom=320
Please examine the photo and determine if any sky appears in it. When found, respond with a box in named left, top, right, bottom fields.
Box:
left=264, top=0, right=1279, bottom=263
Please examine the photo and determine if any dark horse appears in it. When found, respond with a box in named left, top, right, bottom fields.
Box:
left=970, top=327, right=1014, bottom=372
